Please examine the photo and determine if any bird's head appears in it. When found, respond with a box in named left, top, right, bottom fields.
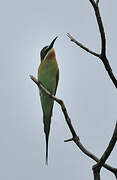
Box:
left=40, top=37, right=58, bottom=62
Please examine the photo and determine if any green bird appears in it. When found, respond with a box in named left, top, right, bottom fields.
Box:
left=38, top=37, right=59, bottom=164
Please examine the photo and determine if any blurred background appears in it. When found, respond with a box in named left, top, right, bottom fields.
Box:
left=0, top=0, right=117, bottom=179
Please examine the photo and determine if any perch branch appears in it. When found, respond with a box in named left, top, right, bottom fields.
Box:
left=30, top=75, right=77, bottom=138
left=92, top=121, right=117, bottom=180
left=30, top=75, right=117, bottom=177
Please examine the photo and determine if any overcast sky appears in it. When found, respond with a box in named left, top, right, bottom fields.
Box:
left=0, top=0, right=117, bottom=179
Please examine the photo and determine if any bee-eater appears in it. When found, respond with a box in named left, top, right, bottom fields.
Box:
left=38, top=37, right=59, bottom=164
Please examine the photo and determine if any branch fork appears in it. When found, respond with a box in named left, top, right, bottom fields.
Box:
left=67, top=0, right=117, bottom=88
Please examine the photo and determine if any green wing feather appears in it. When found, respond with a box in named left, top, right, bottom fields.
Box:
left=55, top=68, right=59, bottom=94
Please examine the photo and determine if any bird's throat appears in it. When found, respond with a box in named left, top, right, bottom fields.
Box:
left=44, top=48, right=56, bottom=61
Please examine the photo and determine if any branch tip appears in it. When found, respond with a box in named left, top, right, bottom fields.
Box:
left=67, top=33, right=100, bottom=58
left=64, top=138, right=73, bottom=142
left=67, top=33, right=75, bottom=42
left=30, top=75, right=38, bottom=86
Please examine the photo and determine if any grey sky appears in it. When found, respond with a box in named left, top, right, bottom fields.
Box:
left=0, top=0, right=117, bottom=179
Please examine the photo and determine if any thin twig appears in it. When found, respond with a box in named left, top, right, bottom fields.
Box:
left=67, top=33, right=100, bottom=58
left=64, top=138, right=73, bottom=142
left=92, top=122, right=117, bottom=180
left=30, top=75, right=117, bottom=177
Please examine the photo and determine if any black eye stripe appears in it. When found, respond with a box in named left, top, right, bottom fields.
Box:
left=40, top=46, right=49, bottom=61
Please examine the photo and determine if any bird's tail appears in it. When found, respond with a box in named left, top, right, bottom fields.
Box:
left=43, top=114, right=51, bottom=165
left=45, top=133, right=49, bottom=165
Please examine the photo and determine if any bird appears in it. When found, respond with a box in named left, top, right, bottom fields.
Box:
left=38, top=37, right=59, bottom=164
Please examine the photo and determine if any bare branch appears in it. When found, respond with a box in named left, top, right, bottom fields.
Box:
left=30, top=75, right=117, bottom=177
left=88, top=1, right=117, bottom=88
left=67, top=33, right=100, bottom=58
left=89, top=0, right=106, bottom=56
left=101, top=57, right=117, bottom=88
left=64, top=138, right=74, bottom=142
left=67, top=1, right=117, bottom=88
left=93, top=168, right=100, bottom=180
left=96, top=0, right=99, bottom=5
left=89, top=0, right=117, bottom=89
left=30, top=75, right=38, bottom=86
left=72, top=135, right=117, bottom=178
left=92, top=122, right=117, bottom=180
left=89, top=0, right=96, bottom=7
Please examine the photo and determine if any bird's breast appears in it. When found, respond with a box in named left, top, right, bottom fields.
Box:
left=38, top=58, right=58, bottom=93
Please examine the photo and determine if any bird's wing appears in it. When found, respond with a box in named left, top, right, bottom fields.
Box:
left=54, top=68, right=59, bottom=95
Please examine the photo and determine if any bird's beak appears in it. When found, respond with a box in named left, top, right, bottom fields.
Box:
left=48, top=36, right=58, bottom=50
